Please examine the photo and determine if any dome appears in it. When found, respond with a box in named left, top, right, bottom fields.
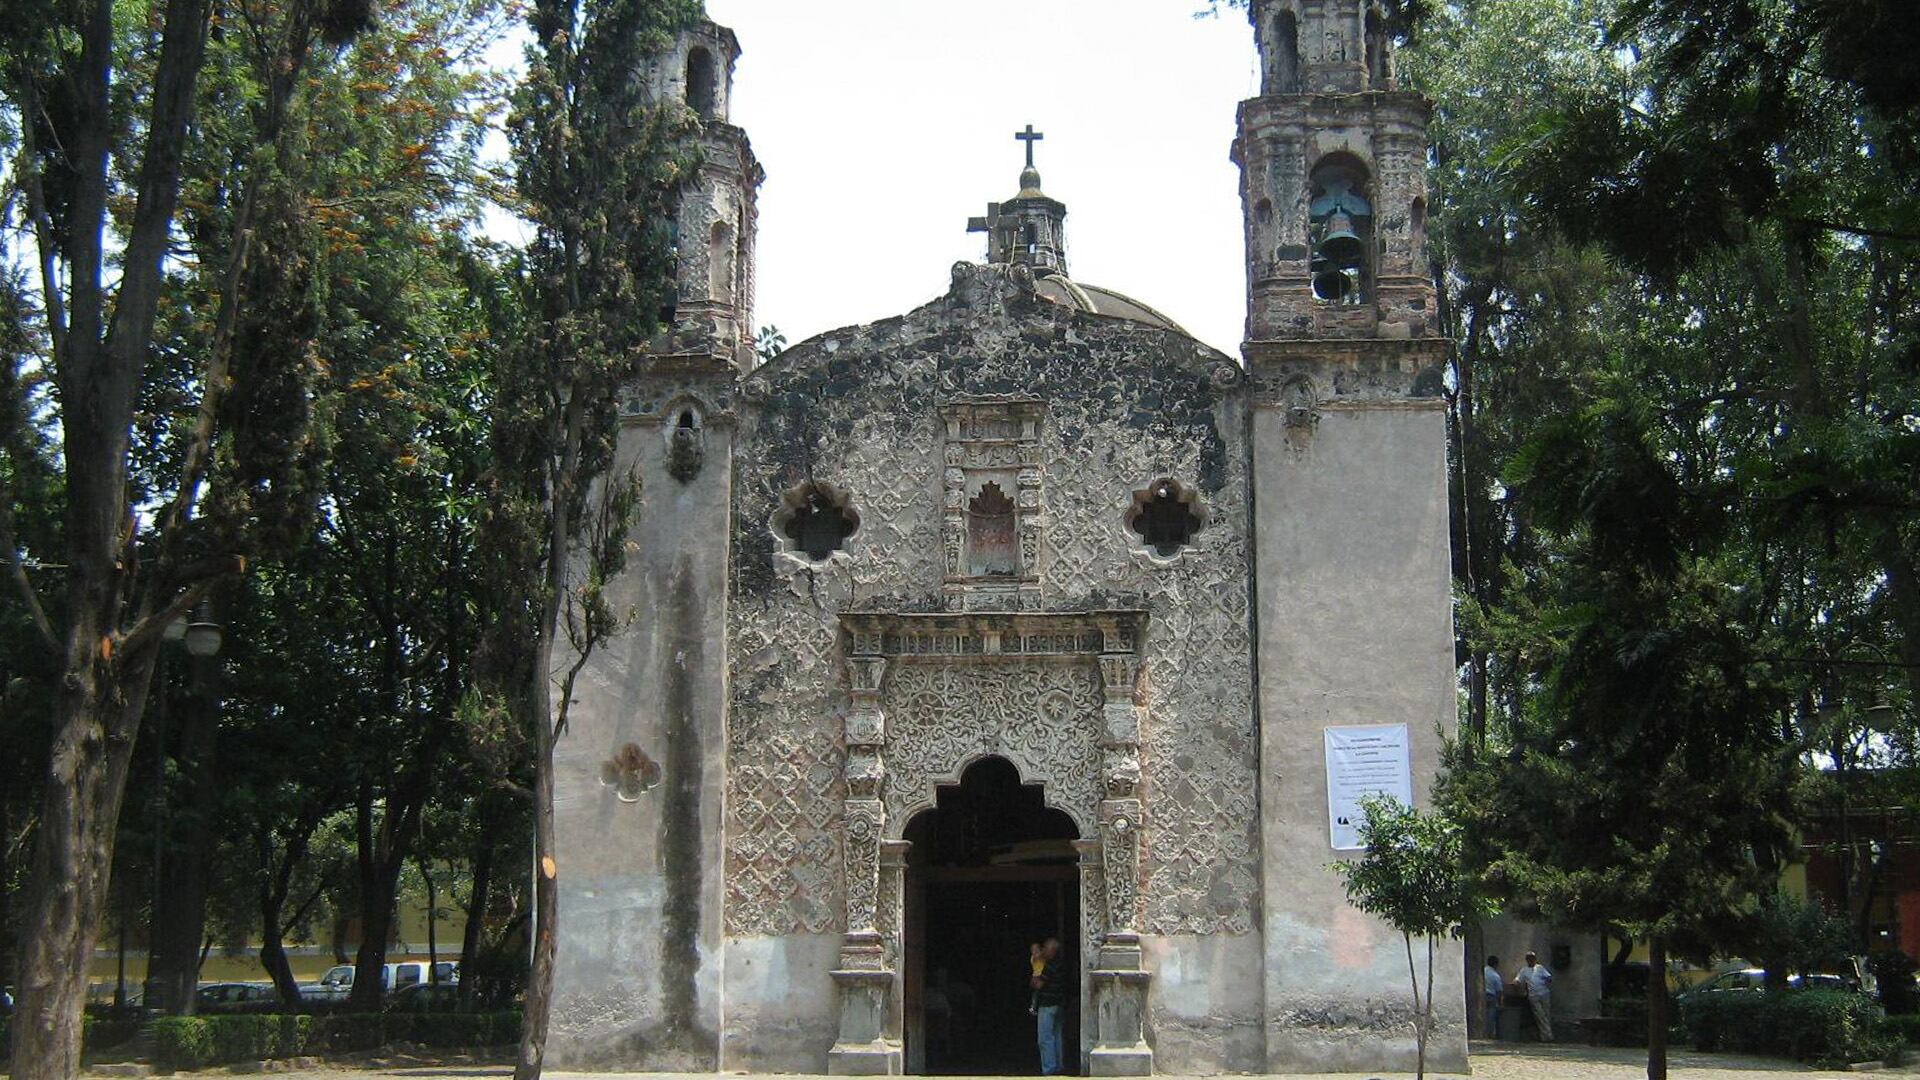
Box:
left=1032, top=272, right=1187, bottom=333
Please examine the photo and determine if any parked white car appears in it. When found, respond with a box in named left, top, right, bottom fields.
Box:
left=302, top=961, right=459, bottom=1003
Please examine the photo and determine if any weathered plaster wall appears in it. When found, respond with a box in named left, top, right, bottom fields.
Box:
left=1250, top=399, right=1467, bottom=1073
left=548, top=377, right=732, bottom=1071
left=1145, top=934, right=1267, bottom=1073
left=719, top=933, right=843, bottom=1070
left=723, top=264, right=1262, bottom=1071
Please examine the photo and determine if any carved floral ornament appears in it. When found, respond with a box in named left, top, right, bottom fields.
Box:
left=839, top=610, right=1148, bottom=838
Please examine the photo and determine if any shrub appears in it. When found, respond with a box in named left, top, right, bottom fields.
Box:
left=1881, top=1012, right=1920, bottom=1045
left=151, top=1015, right=311, bottom=1071
left=1680, top=988, right=1898, bottom=1065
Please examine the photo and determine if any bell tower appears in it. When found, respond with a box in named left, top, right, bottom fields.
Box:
left=546, top=11, right=758, bottom=1073
left=1238, top=1, right=1466, bottom=1074
left=1235, top=0, right=1431, bottom=341
left=647, top=19, right=765, bottom=371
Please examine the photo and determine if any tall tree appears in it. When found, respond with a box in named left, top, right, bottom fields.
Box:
left=488, top=0, right=697, bottom=1072
left=1442, top=392, right=1802, bottom=1079
left=0, top=0, right=378, bottom=1068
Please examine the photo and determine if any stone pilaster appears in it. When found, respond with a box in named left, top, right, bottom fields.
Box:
left=1089, top=635, right=1153, bottom=1076
left=829, top=654, right=902, bottom=1075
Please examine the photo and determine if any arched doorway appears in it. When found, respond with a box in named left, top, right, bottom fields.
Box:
left=903, top=756, right=1081, bottom=1075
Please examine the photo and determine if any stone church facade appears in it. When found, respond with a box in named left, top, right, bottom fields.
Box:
left=548, top=2, right=1465, bottom=1074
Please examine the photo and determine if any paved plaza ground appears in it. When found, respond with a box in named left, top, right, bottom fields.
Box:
left=129, top=1041, right=1920, bottom=1080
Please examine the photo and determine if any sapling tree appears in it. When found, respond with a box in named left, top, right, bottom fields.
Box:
left=1332, top=794, right=1491, bottom=1080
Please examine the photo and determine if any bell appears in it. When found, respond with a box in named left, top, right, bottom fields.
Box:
left=1312, top=266, right=1355, bottom=302
left=1317, top=209, right=1364, bottom=266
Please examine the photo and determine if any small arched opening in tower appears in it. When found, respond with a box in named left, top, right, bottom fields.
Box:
left=685, top=46, right=717, bottom=116
left=658, top=217, right=682, bottom=325
left=1364, top=8, right=1390, bottom=88
left=1307, top=153, right=1374, bottom=304
left=709, top=220, right=735, bottom=305
left=1272, top=10, right=1299, bottom=94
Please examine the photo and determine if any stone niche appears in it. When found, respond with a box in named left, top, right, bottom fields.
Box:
left=825, top=610, right=1156, bottom=1076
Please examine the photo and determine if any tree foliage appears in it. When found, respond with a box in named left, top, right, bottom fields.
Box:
left=484, top=0, right=699, bottom=1074
left=1333, top=796, right=1492, bottom=1080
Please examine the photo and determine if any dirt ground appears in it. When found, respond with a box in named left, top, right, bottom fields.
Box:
left=133, top=1039, right=1920, bottom=1080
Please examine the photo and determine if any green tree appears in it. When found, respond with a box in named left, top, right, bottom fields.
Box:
left=1745, top=892, right=1852, bottom=990
left=487, top=0, right=698, bottom=1072
left=1444, top=393, right=1802, bottom=1080
left=0, top=0, right=379, bottom=1067
left=1331, top=795, right=1492, bottom=1080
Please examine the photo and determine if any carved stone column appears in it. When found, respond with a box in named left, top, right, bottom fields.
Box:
left=1073, top=838, right=1106, bottom=1074
left=1090, top=635, right=1153, bottom=1076
left=830, top=654, right=903, bottom=1075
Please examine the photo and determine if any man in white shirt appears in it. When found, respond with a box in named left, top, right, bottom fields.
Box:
left=1516, top=951, right=1553, bottom=1041
left=1482, top=955, right=1504, bottom=1038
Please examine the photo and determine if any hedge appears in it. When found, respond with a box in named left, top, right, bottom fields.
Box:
left=152, top=1015, right=312, bottom=1071
left=149, top=1011, right=521, bottom=1070
left=0, top=1015, right=146, bottom=1061
left=1881, top=1012, right=1920, bottom=1046
left=1680, top=989, right=1900, bottom=1065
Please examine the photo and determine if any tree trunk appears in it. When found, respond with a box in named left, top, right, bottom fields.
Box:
left=261, top=934, right=301, bottom=1005
left=347, top=826, right=407, bottom=1011
left=257, top=819, right=320, bottom=1008
left=460, top=822, right=496, bottom=1010
left=517, top=676, right=558, bottom=1080
left=422, top=857, right=439, bottom=977
left=1646, top=935, right=1670, bottom=1080
left=12, top=655, right=158, bottom=1080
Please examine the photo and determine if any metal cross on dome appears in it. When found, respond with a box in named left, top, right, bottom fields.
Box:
left=1015, top=124, right=1044, bottom=168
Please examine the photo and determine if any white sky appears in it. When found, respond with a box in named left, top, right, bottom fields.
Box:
left=704, top=1, right=1262, bottom=358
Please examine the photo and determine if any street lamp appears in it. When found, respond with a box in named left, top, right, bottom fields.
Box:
left=183, top=603, right=223, bottom=658
left=146, top=598, right=222, bottom=1014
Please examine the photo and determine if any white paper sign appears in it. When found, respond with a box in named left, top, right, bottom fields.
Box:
left=1324, top=723, right=1414, bottom=850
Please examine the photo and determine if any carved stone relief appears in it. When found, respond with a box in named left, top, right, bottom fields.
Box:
left=940, top=399, right=1047, bottom=609
left=882, top=660, right=1104, bottom=836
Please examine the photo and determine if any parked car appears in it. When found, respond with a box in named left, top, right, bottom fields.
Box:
left=1678, top=967, right=1855, bottom=1002
left=303, top=961, right=459, bottom=1003
left=195, top=982, right=278, bottom=1014
left=387, top=982, right=461, bottom=1012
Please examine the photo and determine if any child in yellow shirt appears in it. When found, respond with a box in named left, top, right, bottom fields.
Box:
left=1029, top=943, right=1045, bottom=1015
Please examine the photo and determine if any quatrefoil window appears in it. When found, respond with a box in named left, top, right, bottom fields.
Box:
left=776, top=482, right=859, bottom=562
left=1127, top=478, right=1203, bottom=558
